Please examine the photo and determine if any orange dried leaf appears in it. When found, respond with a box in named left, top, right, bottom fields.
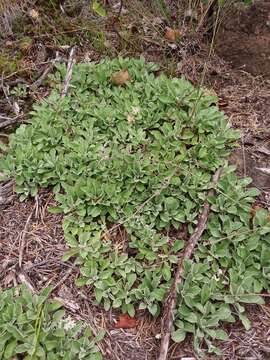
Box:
left=115, top=314, right=138, bottom=329
left=164, top=27, right=181, bottom=42
left=110, top=69, right=132, bottom=86
left=250, top=204, right=261, bottom=218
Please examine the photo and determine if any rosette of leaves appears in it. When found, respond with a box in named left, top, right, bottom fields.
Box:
left=0, top=285, right=103, bottom=360
left=1, top=58, right=269, bottom=355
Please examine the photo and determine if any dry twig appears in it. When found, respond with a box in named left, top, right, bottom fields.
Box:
left=18, top=209, right=35, bottom=268
left=0, top=180, right=14, bottom=206
left=52, top=265, right=75, bottom=291
left=255, top=168, right=270, bottom=176
left=158, top=168, right=222, bottom=360
left=0, top=115, right=23, bottom=129
left=18, top=272, right=36, bottom=293
left=60, top=47, right=76, bottom=98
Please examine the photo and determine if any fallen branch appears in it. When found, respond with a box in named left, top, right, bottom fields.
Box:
left=18, top=209, right=35, bottom=268
left=158, top=168, right=222, bottom=360
left=255, top=167, right=270, bottom=176
left=18, top=272, right=36, bottom=293
left=52, top=265, right=75, bottom=291
left=0, top=115, right=23, bottom=129
left=60, top=47, right=76, bottom=98
left=0, top=180, right=14, bottom=206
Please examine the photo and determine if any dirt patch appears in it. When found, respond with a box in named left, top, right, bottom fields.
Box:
left=216, top=1, right=270, bottom=78
left=221, top=304, right=270, bottom=360
left=0, top=190, right=67, bottom=291
left=211, top=69, right=270, bottom=195
left=210, top=1, right=270, bottom=201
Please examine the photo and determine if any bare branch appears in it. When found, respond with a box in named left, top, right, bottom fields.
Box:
left=0, top=115, right=23, bottom=129
left=60, top=47, right=76, bottom=98
left=19, top=209, right=35, bottom=268
left=158, top=168, right=222, bottom=360
left=255, top=167, right=270, bottom=176
left=0, top=180, right=14, bottom=206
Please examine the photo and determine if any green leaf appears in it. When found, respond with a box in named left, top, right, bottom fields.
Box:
left=254, top=209, right=268, bottom=226
left=48, top=206, right=63, bottom=214
left=238, top=294, right=265, bottom=305
left=16, top=343, right=32, bottom=353
left=104, top=298, right=111, bottom=311
left=153, top=288, right=166, bottom=301
left=4, top=339, right=17, bottom=359
left=89, top=207, right=102, bottom=218
left=48, top=300, right=63, bottom=312
left=162, top=263, right=171, bottom=281
left=52, top=310, right=65, bottom=322
left=184, top=312, right=198, bottom=323
left=239, top=313, right=251, bottom=330
left=95, top=329, right=106, bottom=342
left=5, top=324, right=24, bottom=341
left=112, top=298, right=122, bottom=308
left=54, top=328, right=65, bottom=338
left=148, top=303, right=158, bottom=316
left=92, top=0, right=106, bottom=16
left=245, top=187, right=260, bottom=197
left=127, top=303, right=135, bottom=317
left=201, top=283, right=211, bottom=304
left=127, top=273, right=137, bottom=287
left=172, top=239, right=184, bottom=253
left=171, top=329, right=186, bottom=343
left=62, top=248, right=78, bottom=261
left=95, top=288, right=103, bottom=304
left=164, top=197, right=179, bottom=212
left=206, top=329, right=228, bottom=341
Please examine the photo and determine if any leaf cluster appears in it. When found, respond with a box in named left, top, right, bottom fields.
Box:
left=1, top=58, right=269, bottom=355
left=0, top=286, right=103, bottom=360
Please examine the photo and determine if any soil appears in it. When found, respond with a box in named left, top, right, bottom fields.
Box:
left=216, top=1, right=270, bottom=78
left=214, top=0, right=270, bottom=196
left=0, top=1, right=270, bottom=359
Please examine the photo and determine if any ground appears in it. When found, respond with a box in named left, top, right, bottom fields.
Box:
left=0, top=1, right=270, bottom=359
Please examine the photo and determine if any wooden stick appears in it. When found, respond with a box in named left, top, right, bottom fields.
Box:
left=18, top=209, right=34, bottom=268
left=60, top=47, right=76, bottom=98
left=0, top=115, right=23, bottom=129
left=0, top=180, right=14, bottom=206
left=158, top=168, right=222, bottom=360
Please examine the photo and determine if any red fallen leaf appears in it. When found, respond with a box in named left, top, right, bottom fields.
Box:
left=115, top=314, right=138, bottom=329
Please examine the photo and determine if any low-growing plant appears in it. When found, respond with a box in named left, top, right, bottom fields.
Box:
left=0, top=285, right=103, bottom=360
left=10, top=83, right=28, bottom=99
left=1, top=58, right=269, bottom=356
